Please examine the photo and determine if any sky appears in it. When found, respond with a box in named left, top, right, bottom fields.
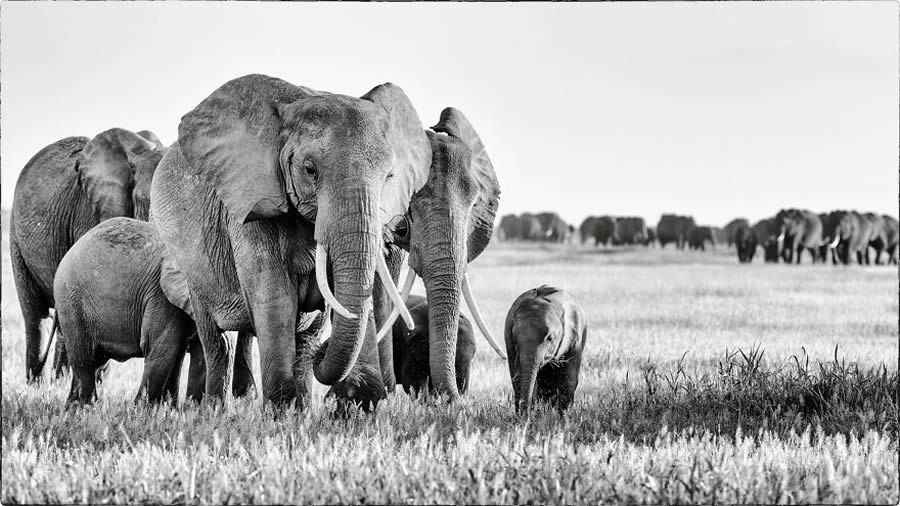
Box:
left=2, top=2, right=897, bottom=227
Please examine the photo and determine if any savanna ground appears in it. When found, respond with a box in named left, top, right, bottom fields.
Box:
left=2, top=219, right=898, bottom=504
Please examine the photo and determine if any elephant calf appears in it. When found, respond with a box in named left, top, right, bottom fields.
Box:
left=54, top=218, right=196, bottom=404
left=392, top=295, right=476, bottom=396
left=505, top=285, right=587, bottom=413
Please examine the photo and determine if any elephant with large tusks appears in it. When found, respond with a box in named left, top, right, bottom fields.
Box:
left=821, top=210, right=874, bottom=265
left=10, top=128, right=166, bottom=382
left=371, top=107, right=507, bottom=402
left=150, top=74, right=433, bottom=407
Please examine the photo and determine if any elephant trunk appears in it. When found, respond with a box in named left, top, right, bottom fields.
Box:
left=419, top=214, right=467, bottom=401
left=312, top=187, right=380, bottom=385
left=515, top=354, right=541, bottom=413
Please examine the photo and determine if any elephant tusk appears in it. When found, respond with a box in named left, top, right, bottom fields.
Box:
left=315, top=243, right=357, bottom=319
left=462, top=273, right=507, bottom=360
left=376, top=253, right=415, bottom=331
left=776, top=233, right=785, bottom=242
left=375, top=267, right=417, bottom=342
left=828, top=235, right=840, bottom=249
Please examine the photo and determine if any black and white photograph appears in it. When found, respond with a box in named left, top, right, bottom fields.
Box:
left=1, top=2, right=897, bottom=503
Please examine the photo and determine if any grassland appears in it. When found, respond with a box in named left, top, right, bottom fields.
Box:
left=2, top=232, right=898, bottom=504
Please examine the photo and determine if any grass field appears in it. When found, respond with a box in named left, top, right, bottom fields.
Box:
left=2, top=231, right=898, bottom=503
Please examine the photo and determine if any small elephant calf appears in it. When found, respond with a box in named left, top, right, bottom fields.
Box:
left=392, top=295, right=476, bottom=396
left=54, top=218, right=196, bottom=404
left=505, top=285, right=587, bottom=412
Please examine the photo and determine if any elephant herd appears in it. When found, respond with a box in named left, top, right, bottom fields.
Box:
left=498, top=209, right=898, bottom=267
left=10, top=73, right=592, bottom=414
left=735, top=209, right=899, bottom=265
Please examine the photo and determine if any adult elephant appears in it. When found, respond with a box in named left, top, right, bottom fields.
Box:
left=519, top=213, right=544, bottom=241
left=657, top=214, right=695, bottom=249
left=734, top=224, right=757, bottom=263
left=821, top=210, right=872, bottom=265
left=535, top=212, right=568, bottom=243
left=774, top=208, right=824, bottom=264
left=11, top=128, right=166, bottom=382
left=150, top=74, right=430, bottom=407
left=374, top=107, right=506, bottom=400
left=613, top=217, right=647, bottom=245
left=863, top=212, right=893, bottom=265
left=497, top=214, right=520, bottom=241
left=582, top=216, right=615, bottom=246
left=881, top=215, right=899, bottom=264
left=578, top=217, right=597, bottom=245
left=723, top=218, right=750, bottom=248
left=687, top=226, right=716, bottom=251
left=752, top=218, right=780, bottom=263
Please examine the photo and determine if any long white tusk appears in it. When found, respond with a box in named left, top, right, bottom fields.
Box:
left=315, top=243, right=356, bottom=319
left=375, top=268, right=417, bottom=342
left=376, top=253, right=415, bottom=331
left=462, top=273, right=507, bottom=360
left=776, top=232, right=785, bottom=242
left=828, top=235, right=840, bottom=249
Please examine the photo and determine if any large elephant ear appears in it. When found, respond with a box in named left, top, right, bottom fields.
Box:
left=431, top=107, right=500, bottom=261
left=178, top=74, right=322, bottom=224
left=136, top=130, right=163, bottom=148
left=360, top=83, right=431, bottom=223
left=77, top=128, right=157, bottom=216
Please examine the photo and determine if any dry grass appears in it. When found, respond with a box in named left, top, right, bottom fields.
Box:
left=2, top=234, right=898, bottom=504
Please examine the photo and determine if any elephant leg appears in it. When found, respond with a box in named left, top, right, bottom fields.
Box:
left=53, top=334, right=69, bottom=379
left=293, top=311, right=327, bottom=412
left=193, top=308, right=235, bottom=403
left=795, top=245, right=803, bottom=264
left=138, top=312, right=194, bottom=404
left=185, top=336, right=206, bottom=403
left=163, top=348, right=186, bottom=403
left=12, top=238, right=51, bottom=383
left=874, top=247, right=883, bottom=265
left=232, top=331, right=256, bottom=399
left=864, top=248, right=871, bottom=265
left=67, top=364, right=98, bottom=405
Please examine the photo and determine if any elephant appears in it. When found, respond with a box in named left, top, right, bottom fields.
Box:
left=612, top=216, right=647, bottom=246
left=734, top=224, right=757, bottom=263
left=579, top=216, right=616, bottom=246
left=752, top=218, right=780, bottom=263
left=497, top=214, right=519, bottom=241
left=656, top=214, right=695, bottom=249
left=774, top=208, right=825, bottom=264
left=149, top=74, right=435, bottom=408
left=881, top=215, right=899, bottom=264
left=821, top=210, right=873, bottom=265
left=863, top=212, right=895, bottom=265
left=723, top=218, right=750, bottom=248
left=505, top=285, right=587, bottom=413
left=391, top=295, right=475, bottom=396
left=53, top=218, right=195, bottom=404
left=535, top=212, right=568, bottom=243
left=10, top=128, right=167, bottom=382
left=374, top=107, right=507, bottom=401
left=518, top=213, right=545, bottom=241
left=687, top=225, right=717, bottom=251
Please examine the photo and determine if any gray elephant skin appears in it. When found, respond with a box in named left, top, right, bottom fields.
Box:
left=734, top=224, right=757, bottom=263
left=687, top=226, right=717, bottom=251
left=505, top=285, right=587, bottom=413
left=535, top=212, right=569, bottom=243
left=774, top=209, right=824, bottom=264
left=656, top=214, right=695, bottom=249
left=391, top=295, right=475, bottom=396
left=821, top=210, right=876, bottom=265
left=579, top=216, right=616, bottom=246
left=724, top=218, right=750, bottom=247
left=53, top=218, right=195, bottom=404
left=752, top=218, right=780, bottom=262
left=612, top=216, right=648, bottom=246
left=10, top=128, right=166, bottom=382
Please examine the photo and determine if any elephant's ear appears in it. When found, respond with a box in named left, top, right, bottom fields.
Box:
left=77, top=128, right=157, bottom=216
left=360, top=83, right=431, bottom=223
left=178, top=74, right=321, bottom=224
left=431, top=107, right=500, bottom=262
left=136, top=130, right=163, bottom=148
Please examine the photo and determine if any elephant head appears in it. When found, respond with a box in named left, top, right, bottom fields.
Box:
left=177, top=74, right=429, bottom=385
left=381, top=107, right=504, bottom=399
left=76, top=128, right=165, bottom=222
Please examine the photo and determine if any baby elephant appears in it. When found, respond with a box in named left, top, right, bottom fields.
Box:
left=54, top=218, right=196, bottom=404
left=392, top=295, right=476, bottom=396
left=505, top=285, right=587, bottom=412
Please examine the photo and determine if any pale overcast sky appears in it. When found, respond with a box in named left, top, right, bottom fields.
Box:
left=2, top=2, right=896, bottom=226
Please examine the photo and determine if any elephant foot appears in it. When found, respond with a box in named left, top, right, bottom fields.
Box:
left=327, top=364, right=386, bottom=415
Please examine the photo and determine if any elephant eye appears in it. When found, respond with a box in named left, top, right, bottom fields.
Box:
left=303, top=159, right=318, bottom=180
left=386, top=172, right=395, bottom=181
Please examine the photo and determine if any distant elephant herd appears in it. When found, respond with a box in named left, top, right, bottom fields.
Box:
left=498, top=210, right=899, bottom=266
left=9, top=74, right=590, bottom=414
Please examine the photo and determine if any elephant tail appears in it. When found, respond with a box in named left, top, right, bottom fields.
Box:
left=36, top=312, right=59, bottom=372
